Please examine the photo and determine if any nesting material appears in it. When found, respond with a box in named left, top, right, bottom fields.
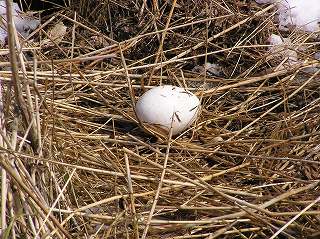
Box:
left=136, top=85, right=200, bottom=136
left=0, top=0, right=319, bottom=238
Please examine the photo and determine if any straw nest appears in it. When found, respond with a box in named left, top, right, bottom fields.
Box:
left=0, top=0, right=319, bottom=238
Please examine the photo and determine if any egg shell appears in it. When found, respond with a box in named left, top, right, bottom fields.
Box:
left=135, top=85, right=200, bottom=136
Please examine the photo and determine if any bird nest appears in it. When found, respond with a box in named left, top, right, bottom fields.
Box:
left=0, top=0, right=319, bottom=238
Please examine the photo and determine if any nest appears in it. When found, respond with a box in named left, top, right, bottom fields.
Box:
left=0, top=0, right=319, bottom=238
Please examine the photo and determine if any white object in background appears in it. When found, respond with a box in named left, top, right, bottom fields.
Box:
left=268, top=34, right=320, bottom=73
left=268, top=33, right=298, bottom=65
left=256, top=0, right=320, bottom=32
left=267, top=33, right=283, bottom=46
left=277, top=0, right=320, bottom=32
left=0, top=1, right=40, bottom=44
left=192, top=62, right=222, bottom=77
left=204, top=63, right=223, bottom=76
left=135, top=85, right=200, bottom=136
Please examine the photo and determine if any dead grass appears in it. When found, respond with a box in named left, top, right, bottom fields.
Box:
left=0, top=0, right=319, bottom=238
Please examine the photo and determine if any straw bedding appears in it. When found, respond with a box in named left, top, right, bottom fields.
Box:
left=0, top=0, right=319, bottom=238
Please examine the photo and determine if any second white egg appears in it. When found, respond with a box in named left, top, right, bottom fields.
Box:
left=135, top=85, right=200, bottom=136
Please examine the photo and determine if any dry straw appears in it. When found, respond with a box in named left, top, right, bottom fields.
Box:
left=0, top=0, right=319, bottom=238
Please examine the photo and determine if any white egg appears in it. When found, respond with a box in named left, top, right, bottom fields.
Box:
left=135, top=85, right=200, bottom=136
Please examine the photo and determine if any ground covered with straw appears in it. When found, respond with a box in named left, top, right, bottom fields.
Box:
left=0, top=0, right=319, bottom=238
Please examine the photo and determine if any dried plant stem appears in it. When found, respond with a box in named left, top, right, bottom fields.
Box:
left=230, top=69, right=320, bottom=140
left=0, top=80, right=7, bottom=235
left=39, top=169, right=76, bottom=238
left=4, top=0, right=38, bottom=151
left=153, top=3, right=277, bottom=72
left=0, top=157, right=72, bottom=238
left=270, top=195, right=320, bottom=239
left=147, top=0, right=177, bottom=85
left=141, top=127, right=173, bottom=239
left=124, top=153, right=139, bottom=239
left=0, top=167, right=7, bottom=235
